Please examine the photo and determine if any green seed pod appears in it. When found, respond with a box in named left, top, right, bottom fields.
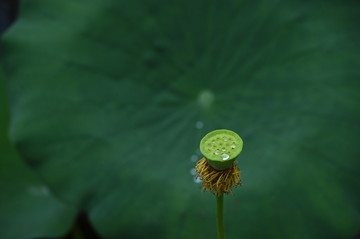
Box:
left=200, top=129, right=243, bottom=170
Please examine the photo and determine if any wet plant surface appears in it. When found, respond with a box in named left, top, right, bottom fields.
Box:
left=1, top=1, right=360, bottom=238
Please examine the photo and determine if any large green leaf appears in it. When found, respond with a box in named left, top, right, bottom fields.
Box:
left=2, top=0, right=360, bottom=238
left=0, top=71, right=77, bottom=239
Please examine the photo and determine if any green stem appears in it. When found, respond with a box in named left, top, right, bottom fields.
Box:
left=216, top=194, right=225, bottom=239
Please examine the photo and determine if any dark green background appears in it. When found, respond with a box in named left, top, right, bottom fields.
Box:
left=1, top=0, right=360, bottom=238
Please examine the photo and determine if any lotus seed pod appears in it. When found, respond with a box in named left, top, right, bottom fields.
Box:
left=199, top=129, right=243, bottom=170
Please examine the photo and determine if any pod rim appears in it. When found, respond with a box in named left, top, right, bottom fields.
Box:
left=199, top=129, right=243, bottom=164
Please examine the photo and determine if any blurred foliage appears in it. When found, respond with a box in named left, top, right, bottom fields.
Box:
left=0, top=71, right=76, bottom=238
left=1, top=0, right=360, bottom=238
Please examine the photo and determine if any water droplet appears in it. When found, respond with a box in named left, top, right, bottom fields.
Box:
left=214, top=150, right=220, bottom=155
left=190, top=168, right=197, bottom=175
left=190, top=155, right=198, bottom=162
left=231, top=145, right=236, bottom=149
left=198, top=90, right=214, bottom=109
left=194, top=177, right=202, bottom=183
left=222, top=147, right=226, bottom=152
left=221, top=153, right=229, bottom=160
left=195, top=121, right=204, bottom=129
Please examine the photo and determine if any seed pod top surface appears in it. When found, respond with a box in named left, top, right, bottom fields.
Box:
left=199, top=129, right=243, bottom=170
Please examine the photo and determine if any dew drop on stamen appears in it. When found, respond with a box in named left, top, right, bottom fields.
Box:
left=190, top=155, right=198, bottom=162
left=190, top=168, right=197, bottom=175
left=194, top=177, right=202, bottom=183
